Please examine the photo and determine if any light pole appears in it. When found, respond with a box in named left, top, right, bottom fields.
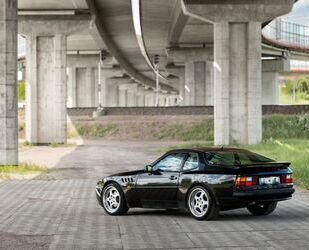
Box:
left=93, top=50, right=108, bottom=117
left=153, top=54, right=160, bottom=107
left=98, top=50, right=108, bottom=109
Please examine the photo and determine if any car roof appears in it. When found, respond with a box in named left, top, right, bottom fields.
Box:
left=167, top=147, right=251, bottom=154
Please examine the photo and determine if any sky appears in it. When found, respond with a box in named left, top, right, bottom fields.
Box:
left=283, top=0, right=309, bottom=26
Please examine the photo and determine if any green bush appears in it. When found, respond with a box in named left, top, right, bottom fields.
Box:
left=263, top=114, right=309, bottom=140
left=156, top=114, right=309, bottom=141
left=18, top=81, right=25, bottom=101
left=76, top=123, right=118, bottom=138
left=281, top=76, right=309, bottom=103
left=155, top=119, right=213, bottom=141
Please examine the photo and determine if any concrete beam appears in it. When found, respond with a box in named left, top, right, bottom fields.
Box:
left=0, top=0, right=18, bottom=165
left=18, top=15, right=91, bottom=36
left=168, top=1, right=189, bottom=46
left=182, top=0, right=294, bottom=23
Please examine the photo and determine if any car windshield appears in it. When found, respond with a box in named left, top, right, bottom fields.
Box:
left=204, top=151, right=275, bottom=166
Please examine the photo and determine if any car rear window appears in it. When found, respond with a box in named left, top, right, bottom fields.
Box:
left=204, top=151, right=275, bottom=166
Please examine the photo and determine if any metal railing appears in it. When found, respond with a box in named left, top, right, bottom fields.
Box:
left=264, top=18, right=309, bottom=47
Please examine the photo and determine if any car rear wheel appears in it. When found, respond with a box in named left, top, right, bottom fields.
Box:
left=187, top=185, right=219, bottom=220
left=102, top=183, right=129, bottom=215
left=247, top=201, right=277, bottom=216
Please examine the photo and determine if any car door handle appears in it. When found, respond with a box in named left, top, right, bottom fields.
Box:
left=169, top=176, right=178, bottom=180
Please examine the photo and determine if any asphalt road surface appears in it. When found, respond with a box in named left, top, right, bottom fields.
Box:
left=1, top=140, right=309, bottom=249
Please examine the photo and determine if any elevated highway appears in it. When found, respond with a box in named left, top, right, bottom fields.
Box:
left=2, top=0, right=309, bottom=165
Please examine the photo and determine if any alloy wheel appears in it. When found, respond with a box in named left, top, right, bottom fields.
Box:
left=188, top=187, right=210, bottom=218
left=103, top=186, right=121, bottom=213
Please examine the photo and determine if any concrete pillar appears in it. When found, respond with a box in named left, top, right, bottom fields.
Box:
left=166, top=65, right=186, bottom=106
left=127, top=83, right=138, bottom=107
left=67, top=67, right=77, bottom=107
left=182, top=0, right=293, bottom=145
left=166, top=95, right=178, bottom=106
left=0, top=0, right=18, bottom=165
left=67, top=54, right=100, bottom=108
left=19, top=17, right=90, bottom=144
left=262, top=72, right=279, bottom=105
left=158, top=94, right=167, bottom=107
left=118, top=84, right=128, bottom=107
left=25, top=35, right=67, bottom=144
left=136, top=86, right=146, bottom=107
left=145, top=90, right=156, bottom=107
left=100, top=68, right=124, bottom=107
left=262, top=59, right=290, bottom=105
left=105, top=78, right=119, bottom=107
left=168, top=49, right=213, bottom=106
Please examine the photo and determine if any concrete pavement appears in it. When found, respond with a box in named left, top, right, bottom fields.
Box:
left=1, top=140, right=309, bottom=249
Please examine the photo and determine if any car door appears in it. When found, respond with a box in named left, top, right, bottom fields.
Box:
left=135, top=152, right=187, bottom=208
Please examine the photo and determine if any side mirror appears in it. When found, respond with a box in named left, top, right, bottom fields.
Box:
left=145, top=165, right=153, bottom=172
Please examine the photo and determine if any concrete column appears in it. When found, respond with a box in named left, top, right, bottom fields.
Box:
left=136, top=86, right=146, bottom=107
left=67, top=54, right=101, bottom=108
left=0, top=0, right=18, bottom=165
left=166, top=65, right=186, bottom=106
left=25, top=35, right=67, bottom=144
left=118, top=84, right=128, bottom=107
left=145, top=90, right=156, bottom=107
left=205, top=61, right=214, bottom=106
left=67, top=67, right=77, bottom=107
left=100, top=68, right=124, bottom=107
left=115, top=82, right=138, bottom=107
left=262, top=72, right=279, bottom=105
left=168, top=49, right=213, bottom=106
left=182, top=0, right=293, bottom=145
left=166, top=95, right=178, bottom=106
left=262, top=59, right=290, bottom=105
left=67, top=66, right=98, bottom=108
left=158, top=94, right=167, bottom=107
left=127, top=83, right=138, bottom=107
left=19, top=17, right=90, bottom=144
left=105, top=78, right=119, bottom=107
left=214, top=22, right=262, bottom=145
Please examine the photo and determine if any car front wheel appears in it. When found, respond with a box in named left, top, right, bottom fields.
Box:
left=102, top=183, right=129, bottom=215
left=247, top=201, right=277, bottom=216
left=187, top=185, right=219, bottom=220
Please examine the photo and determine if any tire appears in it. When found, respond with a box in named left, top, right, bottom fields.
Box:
left=187, top=185, right=219, bottom=220
left=102, top=183, right=129, bottom=215
left=247, top=201, right=277, bottom=216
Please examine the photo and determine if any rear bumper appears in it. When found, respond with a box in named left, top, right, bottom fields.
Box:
left=233, top=187, right=295, bottom=202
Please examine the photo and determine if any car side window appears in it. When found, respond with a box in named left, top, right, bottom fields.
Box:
left=183, top=153, right=199, bottom=171
left=152, top=153, right=186, bottom=172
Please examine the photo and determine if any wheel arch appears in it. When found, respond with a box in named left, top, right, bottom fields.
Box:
left=102, top=180, right=129, bottom=207
left=185, top=182, right=220, bottom=208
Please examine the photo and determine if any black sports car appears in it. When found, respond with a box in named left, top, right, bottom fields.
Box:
left=96, top=148, right=294, bottom=220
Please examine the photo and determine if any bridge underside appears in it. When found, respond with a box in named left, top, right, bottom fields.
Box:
left=1, top=0, right=306, bottom=165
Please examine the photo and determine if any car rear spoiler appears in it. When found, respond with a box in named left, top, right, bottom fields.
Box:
left=204, top=162, right=291, bottom=175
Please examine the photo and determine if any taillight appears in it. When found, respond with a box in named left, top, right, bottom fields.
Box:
left=281, top=174, right=293, bottom=184
left=235, top=176, right=258, bottom=188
